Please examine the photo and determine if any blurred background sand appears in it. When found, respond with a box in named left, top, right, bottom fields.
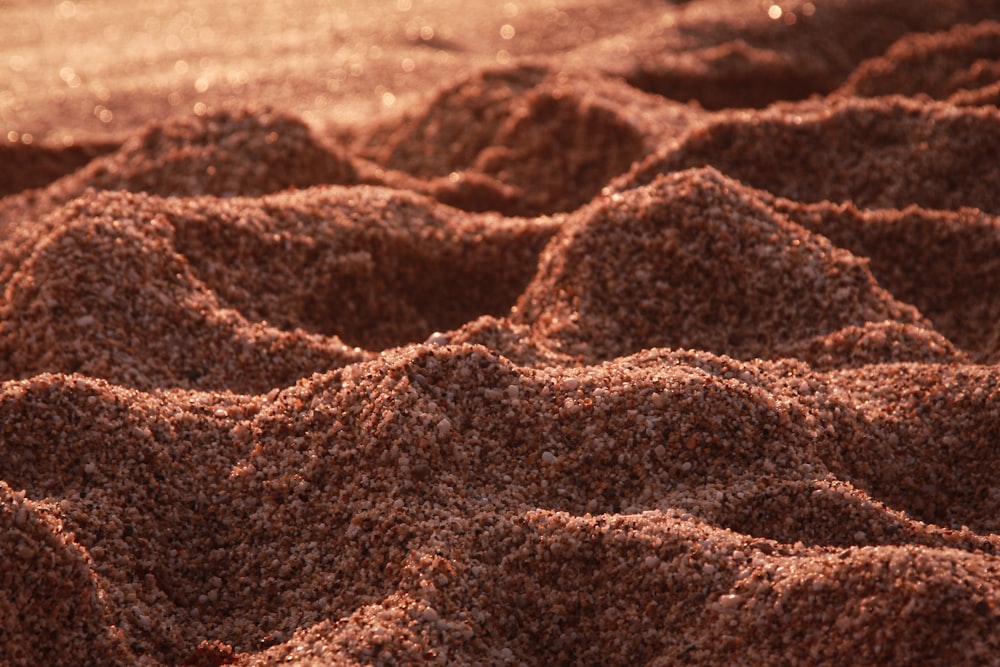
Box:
left=1, top=0, right=665, bottom=142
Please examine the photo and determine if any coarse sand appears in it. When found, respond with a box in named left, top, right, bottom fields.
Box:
left=2, top=1, right=999, bottom=665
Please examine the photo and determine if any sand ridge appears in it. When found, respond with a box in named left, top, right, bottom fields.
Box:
left=2, top=1, right=1000, bottom=665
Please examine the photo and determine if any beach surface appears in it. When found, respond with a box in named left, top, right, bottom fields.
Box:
left=2, top=1, right=1000, bottom=665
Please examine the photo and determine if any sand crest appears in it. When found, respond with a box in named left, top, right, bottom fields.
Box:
left=2, top=1, right=999, bottom=665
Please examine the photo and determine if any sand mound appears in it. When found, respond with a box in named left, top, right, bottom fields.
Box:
left=0, top=191, right=368, bottom=392
left=840, top=20, right=1000, bottom=104
left=68, top=107, right=359, bottom=199
left=2, top=1, right=999, bottom=665
left=619, top=0, right=1000, bottom=109
left=356, top=65, right=698, bottom=215
left=770, top=198, right=1000, bottom=363
left=620, top=97, right=1000, bottom=213
left=515, top=167, right=950, bottom=365
left=2, top=346, right=997, bottom=665
left=0, top=187, right=555, bottom=392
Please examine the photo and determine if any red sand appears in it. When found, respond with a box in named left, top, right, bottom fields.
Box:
left=2, top=1, right=999, bottom=665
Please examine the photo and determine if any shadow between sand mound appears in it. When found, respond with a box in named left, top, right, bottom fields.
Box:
left=624, top=39, right=835, bottom=110
left=169, top=186, right=556, bottom=350
left=0, top=140, right=119, bottom=198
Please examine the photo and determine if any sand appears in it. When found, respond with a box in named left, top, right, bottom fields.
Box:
left=2, top=1, right=999, bottom=665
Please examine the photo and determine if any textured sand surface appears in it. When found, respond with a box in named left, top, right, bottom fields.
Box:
left=2, top=1, right=1000, bottom=665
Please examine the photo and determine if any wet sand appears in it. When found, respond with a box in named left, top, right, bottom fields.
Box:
left=2, top=1, right=999, bottom=665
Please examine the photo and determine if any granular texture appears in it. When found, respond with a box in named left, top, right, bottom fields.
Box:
left=2, top=1, right=999, bottom=665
